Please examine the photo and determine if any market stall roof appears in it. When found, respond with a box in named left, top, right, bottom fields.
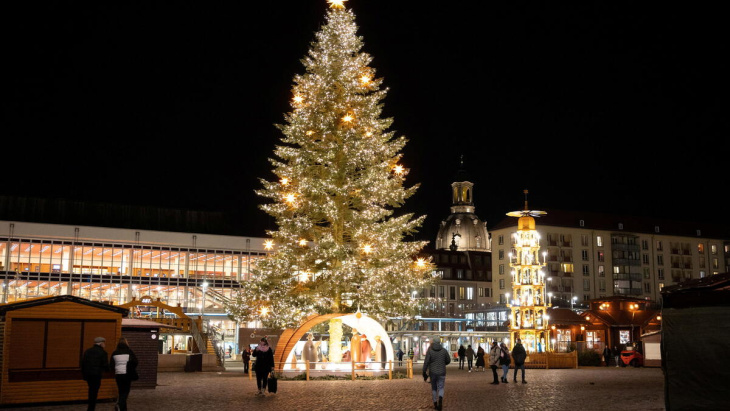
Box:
left=546, top=308, right=590, bottom=325
left=661, top=272, right=730, bottom=308
left=0, top=294, right=128, bottom=315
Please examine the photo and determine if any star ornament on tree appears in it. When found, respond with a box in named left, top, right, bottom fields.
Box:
left=328, top=0, right=347, bottom=8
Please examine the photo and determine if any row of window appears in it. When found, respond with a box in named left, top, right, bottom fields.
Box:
left=0, top=239, right=264, bottom=279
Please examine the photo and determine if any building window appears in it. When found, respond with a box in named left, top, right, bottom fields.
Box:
left=599, top=279, right=606, bottom=292
left=658, top=269, right=664, bottom=280
left=580, top=220, right=585, bottom=227
left=657, top=255, right=664, bottom=265
left=582, top=250, right=589, bottom=261
left=499, top=279, right=505, bottom=290
left=439, top=286, right=445, bottom=299
left=466, top=287, right=474, bottom=300
left=478, top=287, right=484, bottom=297
left=499, top=264, right=504, bottom=275
left=642, top=254, right=649, bottom=264
left=583, top=278, right=590, bottom=291
left=459, top=287, right=465, bottom=300
left=498, top=235, right=504, bottom=245
left=699, top=271, right=706, bottom=278
left=643, top=268, right=650, bottom=279
left=598, top=265, right=605, bottom=277
left=457, top=269, right=464, bottom=279
left=698, top=243, right=705, bottom=254
left=449, top=286, right=456, bottom=300
left=644, top=283, right=651, bottom=293
left=711, top=244, right=718, bottom=255
left=659, top=282, right=664, bottom=290
left=642, top=240, right=649, bottom=250
left=597, top=251, right=605, bottom=262
left=656, top=241, right=663, bottom=251
left=581, top=235, right=588, bottom=246
left=499, top=250, right=504, bottom=260
left=583, top=265, right=590, bottom=276
left=596, top=236, right=603, bottom=247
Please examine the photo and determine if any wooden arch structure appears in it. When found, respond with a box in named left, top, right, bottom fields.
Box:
left=118, top=296, right=189, bottom=318
left=273, top=313, right=342, bottom=369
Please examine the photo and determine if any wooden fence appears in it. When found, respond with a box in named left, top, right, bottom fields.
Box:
left=248, top=359, right=413, bottom=381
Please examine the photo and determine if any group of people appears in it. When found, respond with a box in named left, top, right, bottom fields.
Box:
left=422, top=338, right=528, bottom=410
left=80, top=336, right=139, bottom=411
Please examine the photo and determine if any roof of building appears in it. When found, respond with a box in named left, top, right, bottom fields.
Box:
left=0, top=294, right=129, bottom=315
left=661, top=272, right=730, bottom=308
left=0, top=195, right=255, bottom=236
left=491, top=208, right=729, bottom=239
left=587, top=308, right=659, bottom=328
left=546, top=307, right=589, bottom=325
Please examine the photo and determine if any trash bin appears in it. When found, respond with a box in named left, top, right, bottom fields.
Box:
left=185, top=353, right=202, bottom=372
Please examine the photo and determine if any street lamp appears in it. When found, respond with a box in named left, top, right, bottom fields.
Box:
left=547, top=292, right=553, bottom=306
left=571, top=295, right=577, bottom=310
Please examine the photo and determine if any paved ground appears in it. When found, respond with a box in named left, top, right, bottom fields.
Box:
left=9, top=363, right=665, bottom=410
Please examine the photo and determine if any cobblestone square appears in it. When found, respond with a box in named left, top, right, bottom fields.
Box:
left=12, top=363, right=664, bottom=411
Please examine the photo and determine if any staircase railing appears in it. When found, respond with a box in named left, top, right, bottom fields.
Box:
left=190, top=319, right=208, bottom=354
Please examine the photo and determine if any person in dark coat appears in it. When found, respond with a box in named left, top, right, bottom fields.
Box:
left=81, top=336, right=109, bottom=411
left=457, top=345, right=466, bottom=369
left=423, top=337, right=451, bottom=411
left=110, top=338, right=138, bottom=411
left=242, top=346, right=252, bottom=374
left=511, top=338, right=527, bottom=383
left=397, top=347, right=404, bottom=366
left=475, top=346, right=486, bottom=371
left=251, top=337, right=275, bottom=395
left=603, top=346, right=612, bottom=367
left=465, top=345, right=475, bottom=372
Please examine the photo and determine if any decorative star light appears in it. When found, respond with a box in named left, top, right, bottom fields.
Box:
left=328, top=0, right=347, bottom=9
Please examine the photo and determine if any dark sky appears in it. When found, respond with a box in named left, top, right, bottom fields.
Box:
left=4, top=1, right=727, bottom=242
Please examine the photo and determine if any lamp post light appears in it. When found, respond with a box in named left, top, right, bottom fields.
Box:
left=548, top=292, right=553, bottom=306
left=571, top=295, right=577, bottom=310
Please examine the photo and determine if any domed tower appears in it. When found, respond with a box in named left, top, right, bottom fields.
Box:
left=435, top=159, right=490, bottom=252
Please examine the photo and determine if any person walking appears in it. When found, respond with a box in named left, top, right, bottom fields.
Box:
left=81, top=337, right=109, bottom=411
left=614, top=346, right=621, bottom=367
left=110, top=338, right=138, bottom=411
left=408, top=347, right=414, bottom=362
left=488, top=341, right=500, bottom=385
left=242, top=346, right=252, bottom=374
left=465, top=344, right=475, bottom=372
left=252, top=337, right=275, bottom=395
left=397, top=347, right=404, bottom=366
left=475, top=346, right=485, bottom=372
left=422, top=337, right=450, bottom=411
left=457, top=345, right=465, bottom=370
left=603, top=345, right=611, bottom=367
left=511, top=338, right=527, bottom=383
left=499, top=342, right=511, bottom=383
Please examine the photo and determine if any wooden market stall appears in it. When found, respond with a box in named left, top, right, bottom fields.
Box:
left=0, top=295, right=128, bottom=406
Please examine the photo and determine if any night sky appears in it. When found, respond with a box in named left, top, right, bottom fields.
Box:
left=4, top=1, right=727, bottom=242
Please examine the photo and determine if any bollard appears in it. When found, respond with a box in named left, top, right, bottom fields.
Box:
left=306, top=360, right=310, bottom=381
left=388, top=360, right=392, bottom=380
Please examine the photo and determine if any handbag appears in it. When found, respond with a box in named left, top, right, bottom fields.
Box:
left=267, top=371, right=278, bottom=393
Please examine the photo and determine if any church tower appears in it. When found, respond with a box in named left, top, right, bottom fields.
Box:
left=435, top=157, right=490, bottom=252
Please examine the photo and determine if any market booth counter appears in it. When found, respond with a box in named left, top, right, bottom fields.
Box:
left=0, top=295, right=128, bottom=406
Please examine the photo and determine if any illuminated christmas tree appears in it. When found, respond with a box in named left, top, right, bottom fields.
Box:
left=226, top=0, right=433, bottom=332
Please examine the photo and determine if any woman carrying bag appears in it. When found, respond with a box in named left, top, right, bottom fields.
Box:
left=252, top=337, right=275, bottom=395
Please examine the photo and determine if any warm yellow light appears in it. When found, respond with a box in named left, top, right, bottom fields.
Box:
left=298, top=239, right=308, bottom=247
left=362, top=244, right=373, bottom=254
left=656, top=315, right=662, bottom=321
left=415, top=257, right=427, bottom=269
left=264, top=239, right=275, bottom=250
left=306, top=130, right=315, bottom=136
left=365, top=131, right=373, bottom=137
left=259, top=306, right=269, bottom=316
left=284, top=193, right=296, bottom=204
left=342, top=114, right=354, bottom=123
left=393, top=164, right=404, bottom=175
left=360, top=74, right=371, bottom=85
left=328, top=0, right=347, bottom=8
left=280, top=177, right=289, bottom=186
left=292, top=94, right=304, bottom=104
